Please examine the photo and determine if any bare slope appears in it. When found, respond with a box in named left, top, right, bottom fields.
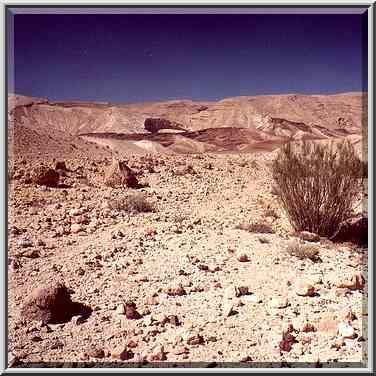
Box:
left=8, top=92, right=366, bottom=156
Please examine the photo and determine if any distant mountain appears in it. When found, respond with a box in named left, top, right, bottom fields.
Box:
left=8, top=92, right=367, bottom=158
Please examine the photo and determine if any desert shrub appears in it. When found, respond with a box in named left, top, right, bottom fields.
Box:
left=286, top=240, right=320, bottom=262
left=109, top=192, right=155, bottom=213
left=174, top=164, right=195, bottom=176
left=236, top=221, right=274, bottom=234
left=124, top=192, right=155, bottom=213
left=173, top=213, right=187, bottom=224
left=270, top=185, right=280, bottom=196
left=272, top=140, right=362, bottom=237
left=264, top=208, right=279, bottom=220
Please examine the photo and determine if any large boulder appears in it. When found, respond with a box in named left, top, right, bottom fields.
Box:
left=54, top=161, right=68, bottom=171
left=31, top=165, right=60, bottom=187
left=104, top=159, right=139, bottom=188
left=21, top=281, right=92, bottom=324
left=331, top=215, right=368, bottom=246
left=144, top=118, right=186, bottom=134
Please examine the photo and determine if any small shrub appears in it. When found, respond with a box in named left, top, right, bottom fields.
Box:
left=264, top=208, right=279, bottom=220
left=272, top=140, right=362, bottom=237
left=174, top=213, right=187, bottom=224
left=174, top=164, right=195, bottom=176
left=109, top=192, right=155, bottom=213
left=236, top=221, right=274, bottom=234
left=286, top=240, right=320, bottom=262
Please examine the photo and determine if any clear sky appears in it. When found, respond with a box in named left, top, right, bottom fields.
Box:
left=8, top=12, right=368, bottom=104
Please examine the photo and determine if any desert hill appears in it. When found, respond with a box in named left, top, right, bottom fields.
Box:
left=8, top=92, right=366, bottom=158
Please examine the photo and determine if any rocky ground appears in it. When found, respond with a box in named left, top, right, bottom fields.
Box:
left=7, top=152, right=368, bottom=368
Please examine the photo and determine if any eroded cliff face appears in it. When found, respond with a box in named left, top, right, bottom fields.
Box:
left=144, top=118, right=187, bottom=133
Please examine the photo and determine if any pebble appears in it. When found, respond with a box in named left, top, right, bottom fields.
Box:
left=223, top=303, right=235, bottom=317
left=17, top=239, right=33, bottom=248
left=8, top=352, right=18, bottom=367
left=241, top=294, right=262, bottom=304
left=22, top=249, right=40, bottom=259
left=240, top=354, right=253, bottom=362
left=116, top=303, right=125, bottom=315
left=87, top=346, right=105, bottom=359
left=70, top=224, right=82, bottom=234
left=185, top=331, right=205, bottom=346
left=148, top=344, right=166, bottom=361
left=166, top=284, right=187, bottom=296
left=331, top=337, right=345, bottom=349
left=295, top=282, right=316, bottom=297
left=298, top=231, right=320, bottom=242
left=302, top=321, right=316, bottom=333
left=71, top=315, right=86, bottom=325
left=173, top=346, right=190, bottom=355
left=269, top=297, right=289, bottom=309
left=236, top=253, right=249, bottom=262
left=111, top=345, right=133, bottom=360
left=125, top=302, right=142, bottom=320
left=337, top=322, right=356, bottom=339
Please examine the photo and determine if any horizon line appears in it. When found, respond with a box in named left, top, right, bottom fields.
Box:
left=7, top=90, right=368, bottom=107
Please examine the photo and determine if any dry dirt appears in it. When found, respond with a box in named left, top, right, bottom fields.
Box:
left=7, top=93, right=368, bottom=369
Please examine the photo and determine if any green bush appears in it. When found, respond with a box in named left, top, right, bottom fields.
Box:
left=272, top=140, right=362, bottom=237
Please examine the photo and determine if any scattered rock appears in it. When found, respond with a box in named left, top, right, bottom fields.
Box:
left=21, top=281, right=91, bottom=324
left=167, top=315, right=180, bottom=326
left=87, top=346, right=105, bottom=359
left=241, top=294, right=262, bottom=304
left=10, top=258, right=22, bottom=271
left=240, top=354, right=253, bottom=362
left=111, top=345, right=133, bottom=360
left=125, top=301, right=142, bottom=320
left=335, top=273, right=366, bottom=291
left=298, top=231, right=320, bottom=242
left=70, top=224, right=83, bottom=234
left=331, top=215, right=367, bottom=246
left=55, top=161, right=68, bottom=171
left=269, top=297, right=289, bottom=309
left=317, top=313, right=339, bottom=336
left=166, top=284, right=187, bottom=297
left=235, top=286, right=250, bottom=297
left=8, top=352, right=19, bottom=367
left=173, top=346, right=190, bottom=355
left=295, top=281, right=316, bottom=297
left=236, top=253, right=249, bottom=262
left=71, top=315, right=86, bottom=325
left=337, top=322, right=356, bottom=339
left=116, top=303, right=125, bottom=315
left=279, top=331, right=297, bottom=353
left=185, top=332, right=205, bottom=346
left=197, top=264, right=209, bottom=271
left=148, top=344, right=167, bottom=361
left=17, top=239, right=33, bottom=248
left=223, top=303, right=236, bottom=317
left=130, top=353, right=146, bottom=364
left=331, top=337, right=345, bottom=349
left=22, top=249, right=40, bottom=259
left=104, top=159, right=139, bottom=188
left=302, top=321, right=316, bottom=333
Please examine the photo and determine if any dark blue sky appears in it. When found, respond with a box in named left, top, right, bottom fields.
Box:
left=9, top=12, right=368, bottom=104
